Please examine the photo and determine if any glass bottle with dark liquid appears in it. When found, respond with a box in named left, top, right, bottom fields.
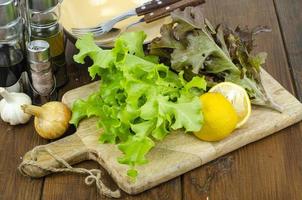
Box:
left=27, top=0, right=68, bottom=88
left=0, top=0, right=26, bottom=92
left=0, top=44, right=25, bottom=89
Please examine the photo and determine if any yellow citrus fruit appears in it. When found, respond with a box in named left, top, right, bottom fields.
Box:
left=194, top=93, right=238, bottom=142
left=209, top=82, right=251, bottom=128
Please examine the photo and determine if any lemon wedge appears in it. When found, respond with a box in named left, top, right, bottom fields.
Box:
left=209, top=82, right=251, bottom=128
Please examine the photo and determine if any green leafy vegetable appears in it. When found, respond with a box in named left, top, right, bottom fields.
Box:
left=149, top=5, right=281, bottom=111
left=71, top=32, right=207, bottom=178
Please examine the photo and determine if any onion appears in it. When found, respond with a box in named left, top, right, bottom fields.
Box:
left=22, top=102, right=71, bottom=139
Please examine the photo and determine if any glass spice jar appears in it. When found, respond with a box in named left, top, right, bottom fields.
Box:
left=27, top=40, right=57, bottom=105
left=26, top=0, right=68, bottom=88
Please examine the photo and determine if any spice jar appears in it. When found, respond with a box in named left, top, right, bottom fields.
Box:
left=26, top=0, right=68, bottom=88
left=27, top=40, right=57, bottom=105
left=0, top=0, right=26, bottom=92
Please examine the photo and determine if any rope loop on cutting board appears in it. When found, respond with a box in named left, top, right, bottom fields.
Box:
left=18, top=145, right=121, bottom=198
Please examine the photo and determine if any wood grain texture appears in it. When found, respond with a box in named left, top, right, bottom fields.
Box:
left=3, top=1, right=302, bottom=199
left=0, top=120, right=46, bottom=200
left=273, top=0, right=302, bottom=100
left=183, top=0, right=302, bottom=200
left=19, top=69, right=302, bottom=195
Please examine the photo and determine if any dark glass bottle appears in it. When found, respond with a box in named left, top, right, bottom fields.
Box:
left=0, top=0, right=26, bottom=92
left=0, top=44, right=25, bottom=88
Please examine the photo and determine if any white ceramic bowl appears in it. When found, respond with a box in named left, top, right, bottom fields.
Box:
left=60, top=0, right=170, bottom=48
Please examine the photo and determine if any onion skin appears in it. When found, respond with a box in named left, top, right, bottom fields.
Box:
left=22, top=102, right=71, bottom=139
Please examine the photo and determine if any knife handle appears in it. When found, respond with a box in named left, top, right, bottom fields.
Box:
left=143, top=0, right=205, bottom=23
left=136, top=0, right=180, bottom=16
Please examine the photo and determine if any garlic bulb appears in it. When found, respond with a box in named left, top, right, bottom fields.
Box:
left=21, top=102, right=71, bottom=139
left=0, top=87, right=32, bottom=125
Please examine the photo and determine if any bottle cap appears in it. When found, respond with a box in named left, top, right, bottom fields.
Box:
left=27, top=0, right=61, bottom=12
left=27, top=40, right=50, bottom=63
left=0, top=0, right=19, bottom=27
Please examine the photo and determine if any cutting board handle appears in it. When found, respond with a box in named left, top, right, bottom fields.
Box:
left=18, top=133, right=88, bottom=178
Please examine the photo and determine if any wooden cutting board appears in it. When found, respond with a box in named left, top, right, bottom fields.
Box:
left=19, top=70, right=302, bottom=195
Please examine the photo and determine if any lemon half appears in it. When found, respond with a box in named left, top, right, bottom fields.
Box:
left=209, top=82, right=251, bottom=128
left=194, top=93, right=238, bottom=142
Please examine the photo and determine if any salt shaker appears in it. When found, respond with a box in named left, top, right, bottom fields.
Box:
left=27, top=40, right=57, bottom=104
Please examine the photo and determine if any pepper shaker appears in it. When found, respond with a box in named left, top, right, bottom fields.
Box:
left=27, top=40, right=57, bottom=105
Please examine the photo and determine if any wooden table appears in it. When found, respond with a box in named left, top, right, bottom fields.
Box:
left=1, top=0, right=302, bottom=199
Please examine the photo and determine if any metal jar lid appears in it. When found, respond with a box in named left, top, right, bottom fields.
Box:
left=0, top=0, right=19, bottom=27
left=27, top=40, right=50, bottom=63
left=27, top=0, right=61, bottom=12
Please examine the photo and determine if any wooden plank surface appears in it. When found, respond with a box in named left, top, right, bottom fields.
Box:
left=0, top=119, right=45, bottom=200
left=182, top=0, right=302, bottom=200
left=1, top=0, right=302, bottom=199
left=273, top=0, right=302, bottom=100
left=273, top=1, right=302, bottom=185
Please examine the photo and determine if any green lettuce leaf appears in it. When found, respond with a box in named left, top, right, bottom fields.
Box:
left=71, top=31, right=207, bottom=178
